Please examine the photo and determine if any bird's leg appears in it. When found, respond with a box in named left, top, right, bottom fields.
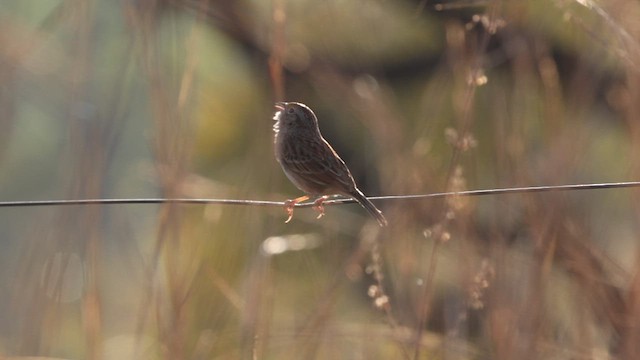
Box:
left=313, top=196, right=329, bottom=219
left=284, top=195, right=309, bottom=223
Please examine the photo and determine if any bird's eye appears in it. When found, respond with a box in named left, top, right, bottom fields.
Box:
left=287, top=108, right=295, bottom=114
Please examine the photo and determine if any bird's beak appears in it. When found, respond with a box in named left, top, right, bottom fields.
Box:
left=273, top=102, right=285, bottom=122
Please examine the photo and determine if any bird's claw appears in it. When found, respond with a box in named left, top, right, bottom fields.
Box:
left=284, top=199, right=296, bottom=223
left=283, top=195, right=309, bottom=223
left=313, top=196, right=328, bottom=219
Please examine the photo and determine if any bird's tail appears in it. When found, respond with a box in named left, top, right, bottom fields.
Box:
left=351, top=189, right=388, bottom=227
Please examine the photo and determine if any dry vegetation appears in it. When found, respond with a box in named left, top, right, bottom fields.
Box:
left=1, top=0, right=640, bottom=359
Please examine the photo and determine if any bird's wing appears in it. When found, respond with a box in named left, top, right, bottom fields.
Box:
left=283, top=136, right=356, bottom=192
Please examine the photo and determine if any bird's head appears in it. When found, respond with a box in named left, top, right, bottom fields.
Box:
left=273, top=102, right=319, bottom=134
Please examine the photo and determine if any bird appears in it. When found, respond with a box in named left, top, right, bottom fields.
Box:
left=273, top=101, right=387, bottom=227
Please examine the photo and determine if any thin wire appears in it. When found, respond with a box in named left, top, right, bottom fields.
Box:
left=0, top=198, right=282, bottom=208
left=0, top=181, right=638, bottom=208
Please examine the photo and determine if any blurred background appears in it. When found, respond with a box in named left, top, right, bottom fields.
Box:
left=1, top=0, right=640, bottom=358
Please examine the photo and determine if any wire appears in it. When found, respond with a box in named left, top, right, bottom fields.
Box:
left=0, top=198, right=282, bottom=208
left=0, top=181, right=638, bottom=208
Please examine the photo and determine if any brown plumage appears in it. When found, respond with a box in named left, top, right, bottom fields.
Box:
left=273, top=102, right=387, bottom=226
